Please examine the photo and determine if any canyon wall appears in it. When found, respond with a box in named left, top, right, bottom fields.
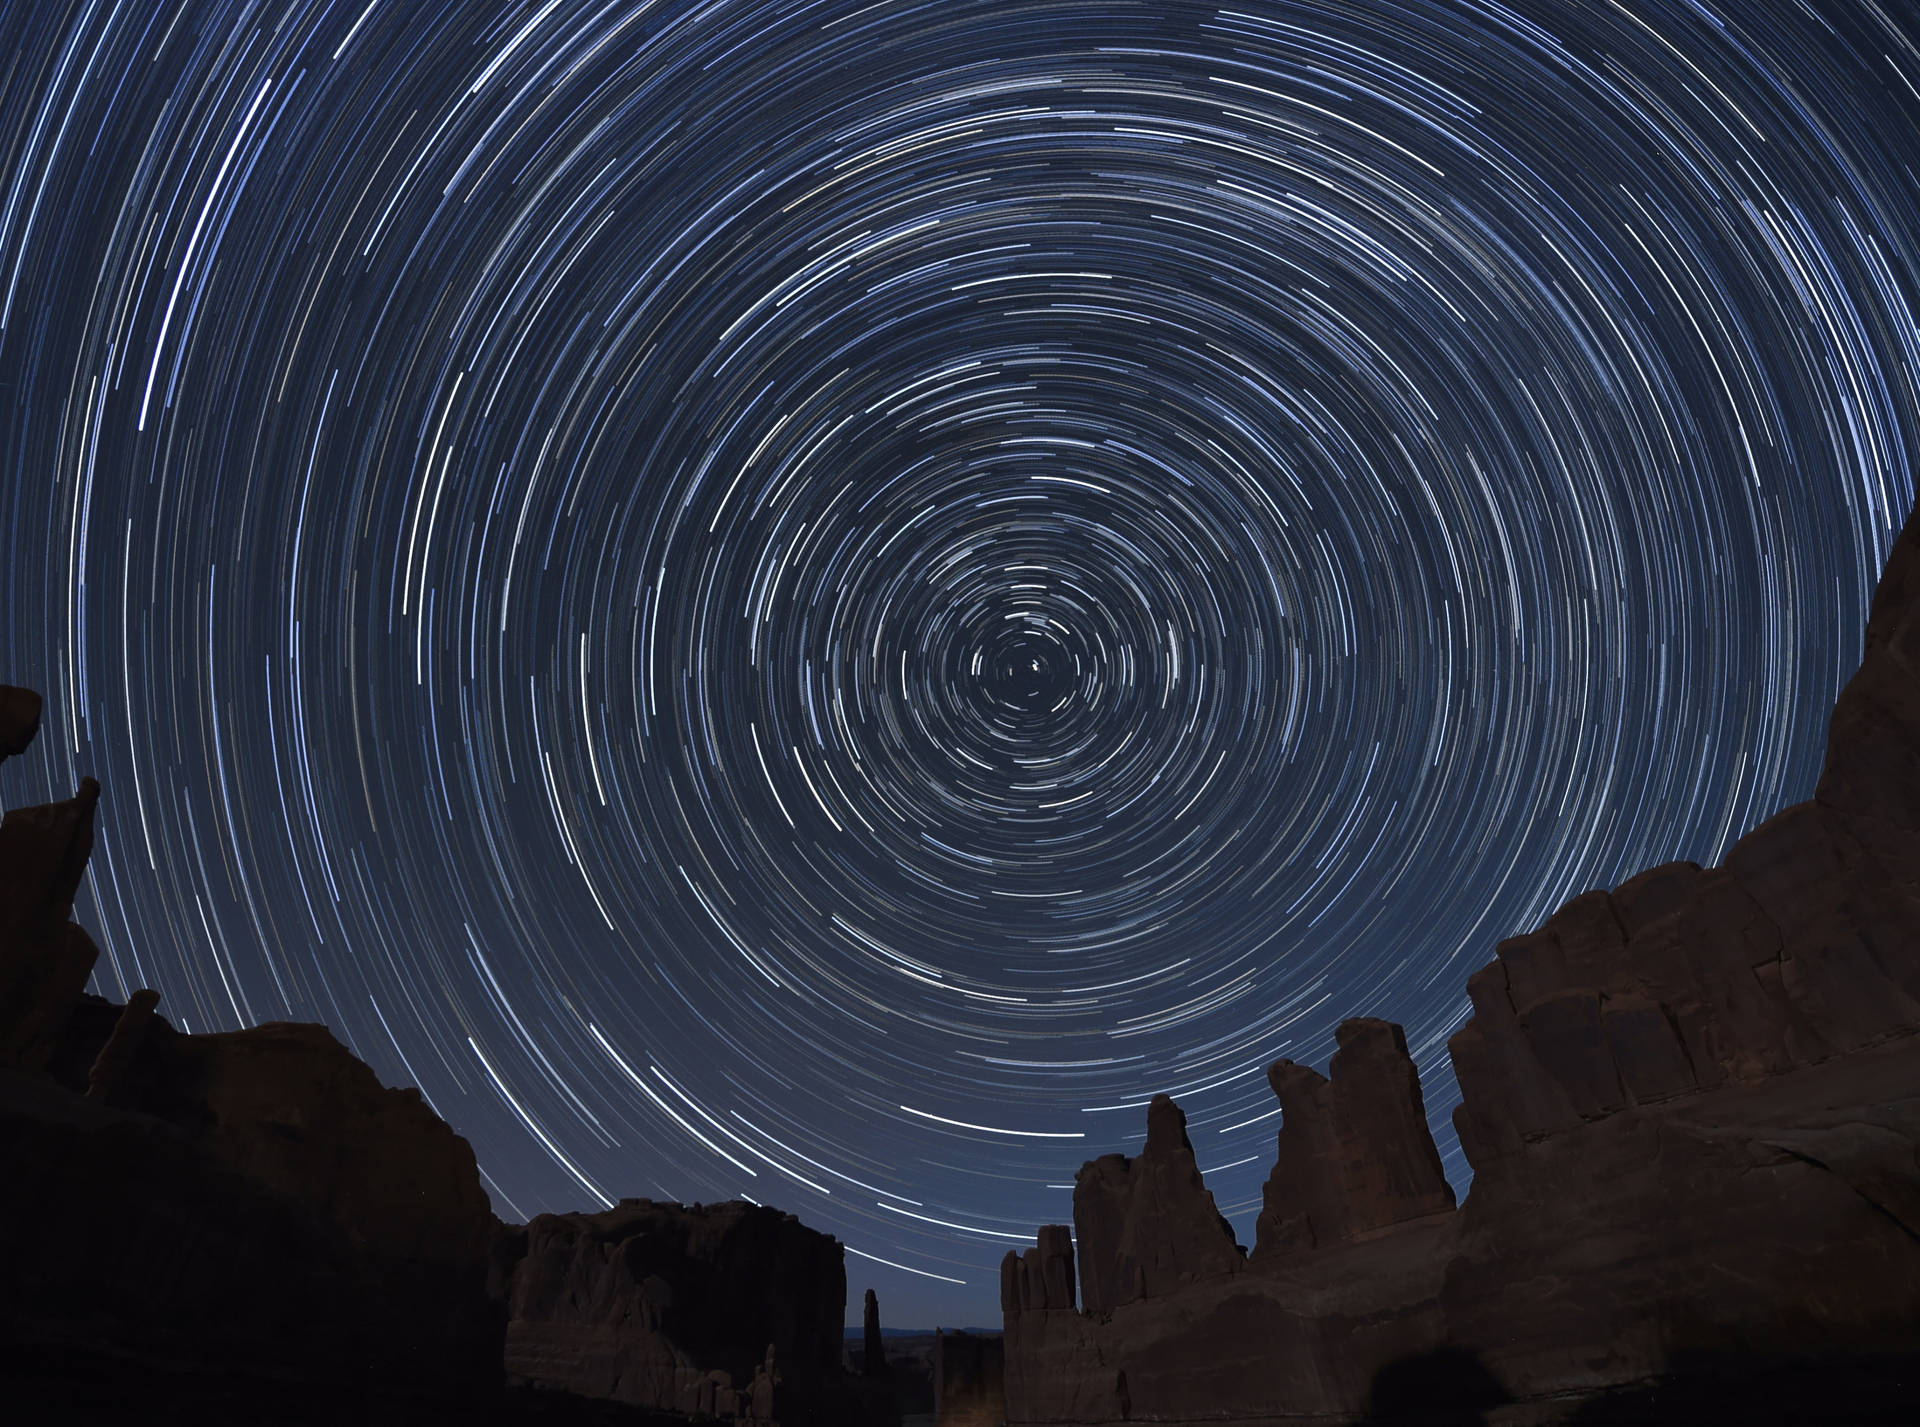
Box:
left=1000, top=500, right=1920, bottom=1423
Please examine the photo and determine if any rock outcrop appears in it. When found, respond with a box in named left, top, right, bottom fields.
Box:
left=1002, top=495, right=1920, bottom=1423
left=3, top=683, right=883, bottom=1424
left=1002, top=1222, right=1077, bottom=1313
left=7, top=991, right=506, bottom=1403
left=1446, top=498, right=1920, bottom=1167
left=500, top=1196, right=848, bottom=1421
left=1255, top=1017, right=1455, bottom=1256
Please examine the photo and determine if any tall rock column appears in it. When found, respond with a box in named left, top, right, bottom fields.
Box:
left=1071, top=1094, right=1243, bottom=1314
left=1254, top=1017, right=1455, bottom=1258
left=862, top=1287, right=884, bottom=1377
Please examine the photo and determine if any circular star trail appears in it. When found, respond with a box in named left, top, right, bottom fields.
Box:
left=3, top=0, right=1918, bottom=1323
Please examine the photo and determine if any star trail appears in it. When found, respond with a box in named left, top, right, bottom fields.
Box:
left=3, top=0, right=1919, bottom=1325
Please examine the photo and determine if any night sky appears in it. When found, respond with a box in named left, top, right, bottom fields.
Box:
left=3, top=0, right=1918, bottom=1327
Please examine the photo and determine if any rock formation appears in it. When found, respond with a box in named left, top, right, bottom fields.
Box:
left=1063, top=1094, right=1243, bottom=1315
left=1002, top=1222, right=1077, bottom=1314
left=1001, top=495, right=1920, bottom=1423
left=864, top=1287, right=886, bottom=1377
left=1255, top=1016, right=1454, bottom=1256
left=500, top=1196, right=849, bottom=1421
left=7, top=991, right=506, bottom=1404
left=3, top=684, right=884, bottom=1423
left=84, top=985, right=160, bottom=1102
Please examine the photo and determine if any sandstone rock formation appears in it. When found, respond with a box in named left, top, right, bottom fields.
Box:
left=8, top=994, right=506, bottom=1402
left=1063, top=1094, right=1243, bottom=1315
left=1446, top=497, right=1920, bottom=1168
left=501, top=1196, right=848, bottom=1421
left=1002, top=495, right=1920, bottom=1423
left=4, top=685, right=880, bottom=1423
left=1001, top=1221, right=1077, bottom=1313
left=1255, top=1016, right=1455, bottom=1257
left=84, top=985, right=160, bottom=1102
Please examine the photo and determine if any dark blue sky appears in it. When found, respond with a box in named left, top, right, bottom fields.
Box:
left=3, top=0, right=1917, bottom=1327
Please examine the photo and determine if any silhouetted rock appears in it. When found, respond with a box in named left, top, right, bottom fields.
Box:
left=501, top=1197, right=846, bottom=1422
left=2, top=997, right=504, bottom=1403
left=864, top=1287, right=886, bottom=1376
left=0, top=710, right=504, bottom=1407
left=0, top=683, right=39, bottom=762
left=1254, top=1017, right=1455, bottom=1257
left=1069, top=1094, right=1243, bottom=1315
left=0, top=777, right=102, bottom=1070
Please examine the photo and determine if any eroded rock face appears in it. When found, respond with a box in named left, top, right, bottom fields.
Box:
left=176, top=1020, right=500, bottom=1276
left=502, top=1197, right=845, bottom=1420
left=864, top=1286, right=885, bottom=1377
left=1254, top=1017, right=1455, bottom=1258
left=12, top=1001, right=506, bottom=1398
left=1069, top=1094, right=1243, bottom=1316
left=1006, top=1023, right=1920, bottom=1425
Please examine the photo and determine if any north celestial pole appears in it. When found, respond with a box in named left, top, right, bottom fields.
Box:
left=2, top=0, right=1917, bottom=1327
